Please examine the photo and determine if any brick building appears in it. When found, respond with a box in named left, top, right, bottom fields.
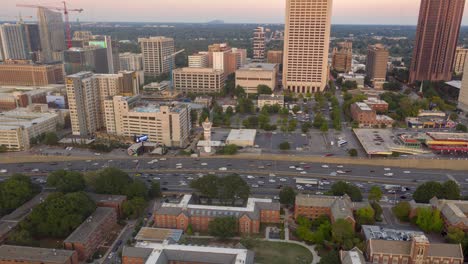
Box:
left=367, top=234, right=463, bottom=264
left=267, top=50, right=283, bottom=65
left=154, top=194, right=280, bottom=235
left=0, top=245, right=78, bottom=264
left=63, top=207, right=117, bottom=261
left=332, top=41, right=353, bottom=73
left=363, top=98, right=389, bottom=113
left=88, top=193, right=127, bottom=218
left=294, top=194, right=368, bottom=229
left=0, top=60, right=64, bottom=86
left=351, top=102, right=394, bottom=128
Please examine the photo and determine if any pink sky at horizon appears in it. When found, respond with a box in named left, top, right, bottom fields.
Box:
left=3, top=0, right=468, bottom=25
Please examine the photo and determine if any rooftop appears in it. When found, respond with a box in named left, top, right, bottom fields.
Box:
left=226, top=129, right=257, bottom=142
left=258, top=94, right=284, bottom=101
left=174, top=67, right=223, bottom=74
left=0, top=245, right=76, bottom=263
left=363, top=98, right=388, bottom=105
left=135, top=228, right=183, bottom=243
left=0, top=108, right=59, bottom=131
left=87, top=193, right=127, bottom=204
left=340, top=247, right=366, bottom=264
left=63, top=207, right=115, bottom=244
left=353, top=129, right=397, bottom=155
left=238, top=63, right=277, bottom=71
left=362, top=225, right=424, bottom=242
left=354, top=102, right=372, bottom=111
left=426, top=132, right=468, bottom=142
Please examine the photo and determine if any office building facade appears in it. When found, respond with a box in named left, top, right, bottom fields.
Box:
left=453, top=47, right=468, bottom=75
left=173, top=67, right=225, bottom=94
left=366, top=44, right=389, bottom=89
left=235, top=63, right=278, bottom=94
left=188, top=53, right=209, bottom=68
left=64, top=47, right=109, bottom=75
left=0, top=23, right=30, bottom=60
left=253, top=27, right=266, bottom=62
left=0, top=60, right=64, bottom=86
left=267, top=50, right=283, bottom=65
left=37, top=7, right=65, bottom=62
left=138, top=37, right=174, bottom=77
left=283, top=0, right=333, bottom=93
left=119, top=52, right=143, bottom=71
left=459, top=56, right=468, bottom=112
left=409, top=0, right=466, bottom=82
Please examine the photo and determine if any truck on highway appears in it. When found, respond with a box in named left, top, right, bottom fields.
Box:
left=296, top=178, right=319, bottom=185
left=384, top=184, right=401, bottom=190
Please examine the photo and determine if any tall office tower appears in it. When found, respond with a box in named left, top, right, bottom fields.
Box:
left=283, top=0, right=333, bottom=93
left=188, top=53, right=209, bottom=68
left=37, top=7, right=65, bottom=63
left=23, top=24, right=41, bottom=62
left=253, top=27, right=266, bottom=62
left=409, top=0, right=466, bottom=83
left=332, top=41, right=353, bottom=73
left=366, top=44, right=389, bottom=90
left=138, top=37, right=174, bottom=77
left=66, top=72, right=101, bottom=136
left=453, top=47, right=468, bottom=75
left=0, top=24, right=30, bottom=60
left=119, top=52, right=143, bottom=71
left=64, top=46, right=109, bottom=74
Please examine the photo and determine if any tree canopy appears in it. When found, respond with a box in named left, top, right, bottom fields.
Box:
left=330, top=181, right=363, bottom=202
left=0, top=174, right=38, bottom=217
left=414, top=207, right=444, bottom=233
left=368, top=186, right=382, bottom=202
left=355, top=206, right=375, bottom=225
left=47, top=170, right=86, bottom=193
left=279, top=187, right=296, bottom=207
left=392, top=201, right=411, bottom=222
left=208, top=216, right=238, bottom=239
left=412, top=180, right=460, bottom=203
left=92, top=168, right=132, bottom=195
left=257, top=85, right=273, bottom=95
left=190, top=174, right=250, bottom=205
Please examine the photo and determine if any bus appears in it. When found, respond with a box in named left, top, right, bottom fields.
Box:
left=338, top=140, right=348, bottom=147
left=295, top=178, right=319, bottom=185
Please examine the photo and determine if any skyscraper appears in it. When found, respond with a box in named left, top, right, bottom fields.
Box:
left=332, top=42, right=353, bottom=73
left=366, top=44, right=389, bottom=90
left=23, top=24, right=41, bottom=62
left=37, top=7, right=65, bottom=63
left=253, top=27, right=266, bottom=62
left=409, top=0, right=466, bottom=83
left=138, top=37, right=174, bottom=77
left=0, top=24, right=30, bottom=60
left=283, top=0, right=333, bottom=93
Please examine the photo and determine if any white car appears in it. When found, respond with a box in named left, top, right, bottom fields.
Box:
left=289, top=166, right=296, bottom=169
left=218, top=167, right=227, bottom=171
left=300, top=171, right=307, bottom=174
left=251, top=184, right=259, bottom=188
left=336, top=170, right=346, bottom=174
left=201, top=163, right=208, bottom=166
left=296, top=167, right=304, bottom=171
left=0, top=169, right=7, bottom=173
left=280, top=178, right=287, bottom=182
left=159, top=158, right=167, bottom=161
left=153, top=177, right=161, bottom=180
left=337, top=165, right=344, bottom=168
left=269, top=179, right=276, bottom=183
left=269, top=173, right=276, bottom=177
left=384, top=173, right=394, bottom=177
left=384, top=168, right=391, bottom=171
left=296, top=185, right=303, bottom=189
left=403, top=171, right=411, bottom=174
left=176, top=166, right=183, bottom=169
left=176, top=163, right=183, bottom=166
left=187, top=177, right=194, bottom=180
left=321, top=165, right=329, bottom=168
left=247, top=175, right=255, bottom=179
left=321, top=181, right=330, bottom=185
left=86, top=160, right=91, bottom=163
left=180, top=182, right=187, bottom=186
left=305, top=184, right=312, bottom=187
left=258, top=181, right=265, bottom=184
left=31, top=168, right=39, bottom=172
left=273, top=196, right=280, bottom=200
left=316, top=192, right=324, bottom=195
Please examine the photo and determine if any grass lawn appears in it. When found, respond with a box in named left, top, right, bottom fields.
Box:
left=251, top=241, right=313, bottom=264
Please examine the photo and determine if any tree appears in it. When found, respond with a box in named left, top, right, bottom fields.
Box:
left=219, top=144, right=238, bottom=155
left=348, top=149, right=358, bottom=157
left=125, top=180, right=148, bottom=200
left=208, top=217, right=238, bottom=239
left=456, top=124, right=467, bottom=132
left=330, top=181, right=362, bottom=202
left=318, top=250, right=340, bottom=264
left=279, top=141, right=291, bottom=150
left=446, top=227, right=465, bottom=244
left=149, top=182, right=161, bottom=199
left=122, top=197, right=147, bottom=219
left=0, top=174, right=37, bottom=216
left=190, top=175, right=219, bottom=200
left=331, top=219, right=355, bottom=245
left=257, top=85, right=273, bottom=95
left=279, top=187, right=296, bottom=207
left=217, top=174, right=250, bottom=205
left=392, top=201, right=411, bottom=222
left=383, top=82, right=403, bottom=91
left=301, top=122, right=313, bottom=133
left=355, top=206, right=375, bottom=225
left=320, top=122, right=329, bottom=132
left=234, top=85, right=246, bottom=98
left=292, top=105, right=301, bottom=114
left=371, top=202, right=383, bottom=222
left=43, top=132, right=59, bottom=145
left=368, top=186, right=382, bottom=202
left=7, top=229, right=35, bottom=246
left=415, top=208, right=444, bottom=233
left=442, top=180, right=461, bottom=200
left=93, top=168, right=132, bottom=195
left=449, top=113, right=459, bottom=121
left=47, top=170, right=85, bottom=193
left=413, top=181, right=443, bottom=203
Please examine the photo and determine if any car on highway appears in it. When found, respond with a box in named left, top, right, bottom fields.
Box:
left=403, top=171, right=411, bottom=174
left=280, top=178, right=287, bottom=182
left=251, top=184, right=259, bottom=188
left=269, top=179, right=276, bottom=183
left=153, top=177, right=160, bottom=180
left=247, top=175, right=255, bottom=179
left=201, top=163, right=208, bottom=166
left=258, top=181, right=265, bottom=185
left=219, top=167, right=227, bottom=171
left=337, top=165, right=344, bottom=168
left=300, top=171, right=307, bottom=174
left=289, top=166, right=295, bottom=169
left=384, top=168, right=391, bottom=171
left=321, top=165, right=329, bottom=168
left=269, top=173, right=276, bottom=177
left=384, top=173, right=394, bottom=177
left=0, top=169, right=7, bottom=173
left=336, top=170, right=345, bottom=174
left=296, top=167, right=304, bottom=171
left=160, top=158, right=167, bottom=161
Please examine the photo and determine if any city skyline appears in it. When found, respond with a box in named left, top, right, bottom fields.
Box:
left=3, top=0, right=468, bottom=25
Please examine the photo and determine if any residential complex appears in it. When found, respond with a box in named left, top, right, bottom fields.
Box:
left=153, top=194, right=280, bottom=234
left=362, top=98, right=389, bottom=113
left=64, top=207, right=118, bottom=261
left=0, top=60, right=64, bottom=86
left=453, top=47, right=468, bottom=75
left=172, top=67, right=225, bottom=94
left=332, top=41, right=353, bottom=73
left=235, top=63, right=278, bottom=94
left=294, top=194, right=368, bottom=229
left=350, top=102, right=394, bottom=128
left=104, top=96, right=191, bottom=148
left=37, top=7, right=65, bottom=62
left=0, top=245, right=78, bottom=264
left=253, top=26, right=266, bottom=62
left=409, top=0, right=465, bottom=82
left=283, top=0, right=332, bottom=93
left=258, top=94, right=285, bottom=108
left=267, top=50, right=283, bottom=65
left=366, top=44, right=389, bottom=89
left=0, top=23, right=30, bottom=60
left=138, top=37, right=174, bottom=77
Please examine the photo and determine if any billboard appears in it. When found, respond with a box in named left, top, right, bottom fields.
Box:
left=88, top=40, right=107, bottom=48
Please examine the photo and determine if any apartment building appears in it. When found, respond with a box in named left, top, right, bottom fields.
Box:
left=453, top=47, right=468, bottom=75
left=0, top=245, right=78, bottom=264
left=351, top=102, right=394, bottom=128
left=138, top=37, right=174, bottom=77
left=63, top=207, right=117, bottom=261
left=64, top=46, right=109, bottom=74
left=154, top=194, right=280, bottom=235
left=235, top=63, right=278, bottom=94
left=283, top=0, right=333, bottom=93
left=104, top=96, right=191, bottom=148
left=172, top=67, right=225, bottom=94
left=0, top=60, right=64, bottom=86
left=188, top=53, right=209, bottom=68
left=332, top=41, right=353, bottom=73
left=0, top=23, right=30, bottom=60
left=87, top=193, right=127, bottom=218
left=267, top=50, right=283, bottom=65
left=253, top=27, right=266, bottom=62
left=367, top=44, right=389, bottom=89
left=363, top=98, right=389, bottom=113
left=295, top=194, right=369, bottom=229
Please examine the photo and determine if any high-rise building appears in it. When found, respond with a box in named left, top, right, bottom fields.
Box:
left=138, top=37, right=174, bottom=77
left=332, top=41, right=353, bottom=73
left=0, top=24, right=30, bottom=60
left=64, top=47, right=109, bottom=75
left=366, top=44, right=389, bottom=89
left=23, top=24, right=41, bottom=61
left=453, top=47, right=468, bottom=75
left=188, top=53, right=209, bottom=68
left=283, top=0, right=333, bottom=93
left=232, top=48, right=247, bottom=67
left=119, top=52, right=143, bottom=71
left=409, top=0, right=466, bottom=83
left=267, top=50, right=283, bottom=65
left=459, top=57, right=468, bottom=112
left=37, top=7, right=65, bottom=63
left=253, top=27, right=266, bottom=62
left=173, top=67, right=225, bottom=94
left=72, top=33, right=120, bottom=74
left=0, top=60, right=64, bottom=86
left=73, top=31, right=93, bottom=41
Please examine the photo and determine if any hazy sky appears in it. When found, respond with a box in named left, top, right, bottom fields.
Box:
left=3, top=0, right=468, bottom=25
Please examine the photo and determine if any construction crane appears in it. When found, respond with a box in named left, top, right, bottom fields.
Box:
left=0, top=14, right=33, bottom=23
left=164, top=49, right=185, bottom=89
left=17, top=1, right=84, bottom=49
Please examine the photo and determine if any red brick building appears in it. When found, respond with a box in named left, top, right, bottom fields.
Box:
left=63, top=207, right=117, bottom=261
left=88, top=193, right=127, bottom=218
left=154, top=195, right=280, bottom=235
left=294, top=194, right=369, bottom=229
left=0, top=245, right=78, bottom=264
left=363, top=98, right=389, bottom=113
left=351, top=102, right=394, bottom=128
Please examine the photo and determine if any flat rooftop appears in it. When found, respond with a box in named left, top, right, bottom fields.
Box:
left=362, top=225, right=424, bottom=242
left=87, top=193, right=127, bottom=204
left=226, top=129, right=257, bottom=142
left=258, top=94, right=284, bottom=101
left=426, top=132, right=468, bottom=142
left=0, top=108, right=59, bottom=130
left=354, top=102, right=372, bottom=111
left=174, top=67, right=223, bottom=73
left=239, top=63, right=277, bottom=71
left=135, top=228, right=183, bottom=243
left=0, top=245, right=75, bottom=263
left=353, top=129, right=396, bottom=155
left=64, top=207, right=114, bottom=244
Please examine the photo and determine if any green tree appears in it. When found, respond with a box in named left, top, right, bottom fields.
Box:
left=190, top=175, right=219, bottom=200
left=331, top=219, right=355, bottom=245
left=257, top=85, right=273, bottom=95
left=93, top=168, right=132, bottom=195
left=279, top=141, right=291, bottom=150
left=415, top=208, right=444, bottom=233
left=0, top=145, right=8, bottom=153
left=348, top=149, right=358, bottom=157
left=279, top=187, right=296, bottom=207
left=218, top=174, right=250, bottom=205
left=413, top=181, right=443, bottom=203
left=47, top=170, right=85, bottom=193
left=125, top=180, right=148, bottom=200
left=7, top=229, right=35, bottom=246
left=355, top=206, right=375, bottom=225
left=318, top=250, right=340, bottom=264
left=0, top=174, right=37, bottom=216
left=442, top=180, right=461, bottom=200
left=43, top=132, right=59, bottom=145
left=149, top=182, right=161, bottom=199
left=320, top=122, right=329, bottom=132
left=392, top=201, right=411, bottom=222
left=292, top=105, right=301, bottom=114
left=371, top=202, right=383, bottom=222
left=301, top=122, right=313, bottom=133
left=122, top=197, right=147, bottom=219
left=234, top=85, right=246, bottom=98
left=330, top=181, right=362, bottom=202
left=208, top=217, right=238, bottom=239
left=219, top=144, right=238, bottom=155
left=446, top=227, right=465, bottom=244
left=368, top=186, right=382, bottom=202
left=456, top=124, right=467, bottom=132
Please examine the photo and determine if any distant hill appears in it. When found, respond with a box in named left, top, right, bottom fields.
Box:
left=206, top=20, right=224, bottom=24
